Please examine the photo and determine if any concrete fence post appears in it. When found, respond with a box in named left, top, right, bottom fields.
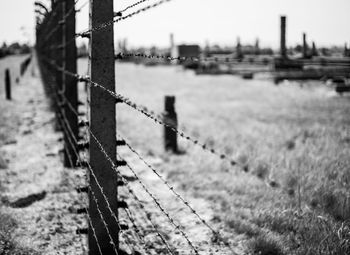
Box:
left=164, top=95, right=178, bottom=153
left=89, top=0, right=119, bottom=254
left=63, top=0, right=78, bottom=167
left=5, top=69, right=11, bottom=100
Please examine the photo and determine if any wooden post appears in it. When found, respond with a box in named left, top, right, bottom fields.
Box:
left=164, top=96, right=178, bottom=153
left=280, top=16, right=287, bottom=58
left=5, top=69, right=11, bottom=100
left=62, top=0, right=78, bottom=167
left=89, top=0, right=119, bottom=254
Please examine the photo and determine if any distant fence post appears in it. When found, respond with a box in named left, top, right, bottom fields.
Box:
left=5, top=69, right=11, bottom=100
left=302, top=33, right=307, bottom=59
left=280, top=16, right=287, bottom=58
left=164, top=95, right=178, bottom=153
left=89, top=0, right=119, bottom=254
left=62, top=0, right=78, bottom=167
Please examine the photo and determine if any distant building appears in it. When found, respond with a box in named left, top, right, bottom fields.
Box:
left=172, top=44, right=200, bottom=60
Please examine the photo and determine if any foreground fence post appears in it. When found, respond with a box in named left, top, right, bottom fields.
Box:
left=5, top=69, right=11, bottom=100
left=63, top=0, right=78, bottom=167
left=164, top=95, right=178, bottom=153
left=89, top=0, right=119, bottom=254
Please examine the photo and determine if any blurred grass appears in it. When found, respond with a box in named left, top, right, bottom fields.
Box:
left=79, top=60, right=350, bottom=253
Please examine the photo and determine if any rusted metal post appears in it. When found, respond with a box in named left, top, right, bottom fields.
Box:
left=62, top=0, right=78, bottom=167
left=89, top=0, right=119, bottom=254
left=280, top=16, right=287, bottom=58
left=164, top=96, right=178, bottom=153
left=5, top=69, right=11, bottom=100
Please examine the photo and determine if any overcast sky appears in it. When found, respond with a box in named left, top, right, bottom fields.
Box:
left=0, top=0, right=349, bottom=49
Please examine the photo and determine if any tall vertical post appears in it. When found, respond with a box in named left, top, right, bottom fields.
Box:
left=312, top=41, right=318, bottom=57
left=55, top=2, right=63, bottom=92
left=164, top=96, right=178, bottom=153
left=344, top=43, right=348, bottom=57
left=303, top=33, right=308, bottom=58
left=5, top=69, right=11, bottom=100
left=89, top=0, right=118, bottom=254
left=63, top=0, right=78, bottom=167
left=280, top=16, right=287, bottom=58
left=236, top=37, right=243, bottom=60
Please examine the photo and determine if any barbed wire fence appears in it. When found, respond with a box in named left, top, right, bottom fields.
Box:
left=33, top=0, right=350, bottom=254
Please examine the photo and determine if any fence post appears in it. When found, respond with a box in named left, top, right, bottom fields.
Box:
left=280, top=16, right=287, bottom=58
left=89, top=0, right=119, bottom=254
left=62, top=0, right=78, bottom=167
left=54, top=1, right=63, bottom=132
left=5, top=69, right=11, bottom=100
left=302, top=33, right=307, bottom=59
left=164, top=95, right=178, bottom=153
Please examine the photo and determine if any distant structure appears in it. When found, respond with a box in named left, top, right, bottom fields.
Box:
left=177, top=45, right=200, bottom=59
left=170, top=33, right=175, bottom=58
left=344, top=43, right=349, bottom=57
left=276, top=16, right=303, bottom=70
left=255, top=38, right=260, bottom=55
left=236, top=37, right=243, bottom=60
left=311, top=41, right=318, bottom=57
left=169, top=33, right=200, bottom=66
left=302, top=33, right=309, bottom=58
left=204, top=40, right=210, bottom=57
left=280, top=16, right=287, bottom=58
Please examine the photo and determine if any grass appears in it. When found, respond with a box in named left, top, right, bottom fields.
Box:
left=78, top=60, right=350, bottom=253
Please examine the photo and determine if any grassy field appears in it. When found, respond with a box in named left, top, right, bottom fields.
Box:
left=79, top=59, right=350, bottom=254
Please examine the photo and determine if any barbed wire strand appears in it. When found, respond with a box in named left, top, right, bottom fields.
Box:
left=55, top=110, right=119, bottom=255
left=122, top=207, right=150, bottom=254
left=42, top=58, right=248, bottom=173
left=63, top=143, right=103, bottom=255
left=43, top=0, right=86, bottom=44
left=77, top=0, right=174, bottom=38
left=75, top=109, right=197, bottom=254
left=59, top=100, right=175, bottom=254
left=116, top=171, right=176, bottom=255
left=116, top=153, right=200, bottom=255
left=62, top=98, right=174, bottom=254
left=117, top=0, right=151, bottom=14
left=62, top=143, right=88, bottom=254
left=47, top=76, right=134, bottom=253
left=118, top=135, right=236, bottom=253
left=116, top=52, right=350, bottom=67
left=86, top=77, right=242, bottom=168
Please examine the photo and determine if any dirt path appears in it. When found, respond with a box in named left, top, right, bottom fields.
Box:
left=0, top=57, right=86, bottom=255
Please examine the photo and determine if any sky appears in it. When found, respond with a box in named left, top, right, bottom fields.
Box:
left=0, top=0, right=349, bottom=49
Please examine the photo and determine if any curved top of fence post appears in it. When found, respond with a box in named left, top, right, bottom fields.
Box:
left=34, top=1, right=49, bottom=14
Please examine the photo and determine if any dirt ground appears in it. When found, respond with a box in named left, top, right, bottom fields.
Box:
left=0, top=56, right=87, bottom=254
